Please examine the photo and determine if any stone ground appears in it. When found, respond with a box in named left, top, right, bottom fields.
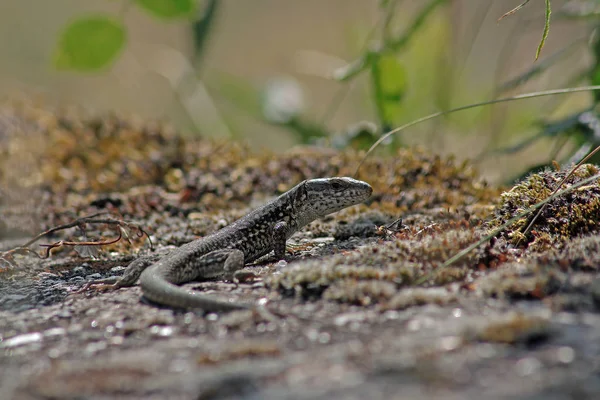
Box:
left=1, top=105, right=600, bottom=399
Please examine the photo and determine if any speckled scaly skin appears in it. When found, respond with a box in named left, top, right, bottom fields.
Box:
left=85, top=177, right=372, bottom=312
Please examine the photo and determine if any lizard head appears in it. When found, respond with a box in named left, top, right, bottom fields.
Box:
left=295, top=177, right=373, bottom=218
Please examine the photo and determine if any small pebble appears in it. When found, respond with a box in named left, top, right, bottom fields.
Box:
left=68, top=276, right=85, bottom=284
left=38, top=272, right=59, bottom=281
left=0, top=332, right=43, bottom=348
left=3, top=293, right=28, bottom=302
left=41, top=289, right=57, bottom=298
left=590, top=277, right=600, bottom=310
left=275, top=260, right=288, bottom=271
left=56, top=310, right=72, bottom=318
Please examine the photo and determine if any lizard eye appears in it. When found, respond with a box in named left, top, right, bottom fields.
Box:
left=331, top=181, right=344, bottom=190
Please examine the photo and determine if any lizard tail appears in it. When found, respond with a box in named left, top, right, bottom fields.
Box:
left=139, top=264, right=252, bottom=312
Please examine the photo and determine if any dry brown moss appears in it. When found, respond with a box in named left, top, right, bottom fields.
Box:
left=0, top=103, right=183, bottom=193
left=0, top=103, right=499, bottom=208
left=0, top=102, right=501, bottom=239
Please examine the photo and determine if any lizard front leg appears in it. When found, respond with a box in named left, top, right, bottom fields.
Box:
left=73, top=254, right=158, bottom=293
left=272, top=221, right=288, bottom=260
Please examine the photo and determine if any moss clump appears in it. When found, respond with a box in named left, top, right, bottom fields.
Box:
left=0, top=102, right=499, bottom=211
left=475, top=262, right=564, bottom=299
left=383, top=288, right=455, bottom=310
left=268, top=262, right=413, bottom=300
left=0, top=103, right=184, bottom=193
left=541, top=234, right=600, bottom=272
left=472, top=313, right=553, bottom=345
left=323, top=279, right=397, bottom=306
left=267, top=225, right=485, bottom=304
left=1, top=101, right=503, bottom=238
left=489, top=164, right=600, bottom=251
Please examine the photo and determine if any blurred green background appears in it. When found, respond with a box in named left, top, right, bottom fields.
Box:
left=0, top=0, right=595, bottom=181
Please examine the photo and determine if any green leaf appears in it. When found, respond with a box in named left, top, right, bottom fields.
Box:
left=371, top=54, right=407, bottom=126
left=591, top=30, right=600, bottom=103
left=54, top=16, right=126, bottom=71
left=192, top=0, right=219, bottom=61
left=135, top=0, right=196, bottom=19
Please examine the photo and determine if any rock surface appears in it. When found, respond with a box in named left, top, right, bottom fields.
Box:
left=2, top=105, right=600, bottom=399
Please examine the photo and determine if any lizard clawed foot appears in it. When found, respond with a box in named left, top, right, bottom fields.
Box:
left=71, top=278, right=121, bottom=294
left=232, top=270, right=258, bottom=283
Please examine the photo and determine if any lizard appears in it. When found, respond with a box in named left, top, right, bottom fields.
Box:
left=80, top=177, right=372, bottom=312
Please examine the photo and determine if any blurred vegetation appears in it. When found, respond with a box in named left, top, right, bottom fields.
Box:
left=489, top=0, right=600, bottom=179
left=53, top=0, right=199, bottom=71
left=12, top=0, right=600, bottom=180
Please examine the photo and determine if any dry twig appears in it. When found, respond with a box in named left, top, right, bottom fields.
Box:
left=0, top=213, right=152, bottom=268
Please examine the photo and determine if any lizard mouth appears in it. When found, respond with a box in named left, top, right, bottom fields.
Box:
left=353, top=180, right=373, bottom=201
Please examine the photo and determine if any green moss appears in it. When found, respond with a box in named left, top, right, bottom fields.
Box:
left=268, top=226, right=484, bottom=304
left=489, top=164, right=600, bottom=250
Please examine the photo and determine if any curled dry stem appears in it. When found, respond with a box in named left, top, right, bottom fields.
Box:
left=0, top=213, right=153, bottom=268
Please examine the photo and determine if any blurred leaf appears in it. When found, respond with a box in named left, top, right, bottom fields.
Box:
left=488, top=110, right=600, bottom=173
left=376, top=56, right=407, bottom=102
left=135, top=0, right=196, bottom=19
left=591, top=33, right=600, bottom=103
left=386, top=0, right=448, bottom=52
left=212, top=73, right=328, bottom=143
left=54, top=16, right=125, bottom=71
left=284, top=117, right=329, bottom=144
left=371, top=54, right=407, bottom=127
left=192, top=0, right=219, bottom=63
left=333, top=51, right=373, bottom=82
left=331, top=121, right=379, bottom=150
